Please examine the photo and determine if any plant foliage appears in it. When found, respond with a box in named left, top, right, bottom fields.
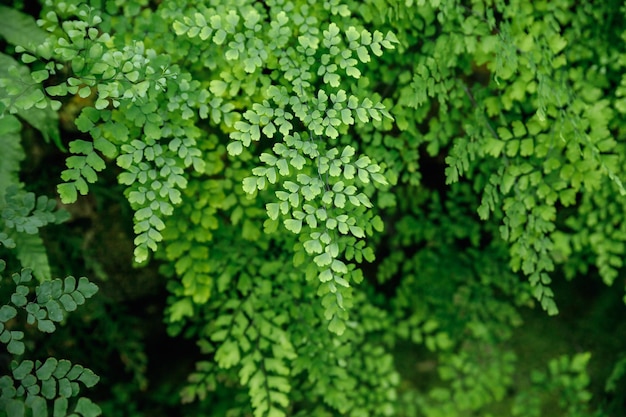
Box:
left=2, top=0, right=626, bottom=415
left=0, top=262, right=100, bottom=417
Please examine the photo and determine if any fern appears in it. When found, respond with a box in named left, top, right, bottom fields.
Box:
left=0, top=11, right=67, bottom=281
left=0, top=261, right=101, bottom=417
left=0, top=116, right=68, bottom=280
left=4, top=0, right=626, bottom=415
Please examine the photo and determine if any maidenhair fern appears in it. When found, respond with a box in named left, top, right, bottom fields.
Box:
left=3, top=0, right=624, bottom=415
left=1, top=8, right=101, bottom=416
left=0, top=112, right=68, bottom=282
left=0, top=259, right=101, bottom=417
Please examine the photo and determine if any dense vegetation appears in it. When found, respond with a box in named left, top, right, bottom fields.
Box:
left=2, top=0, right=626, bottom=416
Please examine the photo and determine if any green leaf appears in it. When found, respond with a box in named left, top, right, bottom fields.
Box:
left=304, top=239, right=323, bottom=254
left=266, top=203, right=280, bottom=220
left=94, top=98, right=109, bottom=110
left=215, top=340, right=240, bottom=368
left=31, top=70, right=49, bottom=83
left=78, top=368, right=99, bottom=388
left=213, top=29, right=227, bottom=45
left=53, top=398, right=68, bottom=417
left=73, top=397, right=102, bottom=417
left=36, top=358, right=58, bottom=380
left=242, top=177, right=257, bottom=194
left=520, top=138, right=534, bottom=156
left=314, top=252, right=332, bottom=267
left=0, top=114, right=21, bottom=136
left=484, top=138, right=505, bottom=157
left=0, top=6, right=48, bottom=48
left=51, top=360, right=71, bottom=379
left=144, top=122, right=162, bottom=140
left=58, top=293, right=77, bottom=311
left=78, top=86, right=92, bottom=99
left=12, top=360, right=34, bottom=380
left=7, top=334, right=25, bottom=355
left=172, top=21, right=188, bottom=36
left=227, top=141, right=243, bottom=156
left=570, top=352, right=590, bottom=373
left=548, top=34, right=567, bottom=54
left=65, top=364, right=85, bottom=382
left=328, top=316, right=345, bottom=335
left=284, top=219, right=302, bottom=234
left=37, top=319, right=55, bottom=333
left=0, top=305, right=17, bottom=322
left=5, top=400, right=25, bottom=417
left=13, top=233, right=52, bottom=281
left=58, top=378, right=72, bottom=397
left=76, top=277, right=98, bottom=299
left=41, top=378, right=57, bottom=400
left=57, top=183, right=77, bottom=204
left=169, top=298, right=193, bottom=322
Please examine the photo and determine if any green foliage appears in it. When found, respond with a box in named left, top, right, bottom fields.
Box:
left=0, top=11, right=68, bottom=281
left=1, top=268, right=97, bottom=343
left=3, top=0, right=626, bottom=416
left=0, top=260, right=100, bottom=417
left=512, top=353, right=594, bottom=417
left=0, top=9, right=101, bottom=417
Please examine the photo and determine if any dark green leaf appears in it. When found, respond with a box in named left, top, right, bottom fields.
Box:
left=5, top=399, right=25, bottom=417
left=12, top=360, right=34, bottom=380
left=36, top=358, right=58, bottom=380
left=41, top=378, right=57, bottom=400
left=78, top=368, right=99, bottom=388
left=53, top=397, right=68, bottom=417
left=74, top=397, right=102, bottom=417
left=29, top=395, right=47, bottom=417
left=0, top=305, right=17, bottom=322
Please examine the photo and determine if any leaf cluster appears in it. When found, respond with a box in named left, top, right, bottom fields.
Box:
left=3, top=0, right=626, bottom=416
